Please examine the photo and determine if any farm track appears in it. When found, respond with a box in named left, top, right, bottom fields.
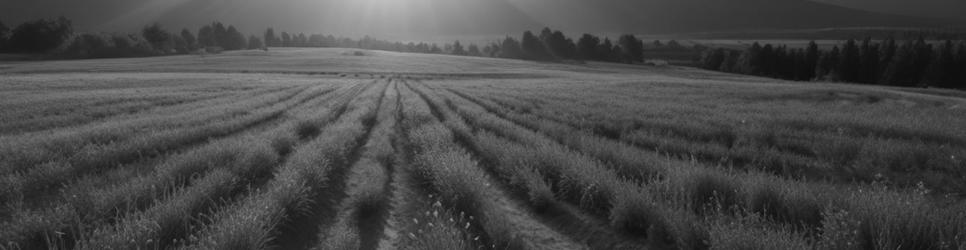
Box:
left=272, top=80, right=390, bottom=250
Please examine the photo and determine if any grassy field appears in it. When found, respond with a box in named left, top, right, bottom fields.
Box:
left=1, top=48, right=964, bottom=250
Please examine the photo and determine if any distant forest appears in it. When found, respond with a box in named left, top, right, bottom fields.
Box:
left=700, top=39, right=966, bottom=89
left=0, top=17, right=647, bottom=65
left=2, top=17, right=964, bottom=89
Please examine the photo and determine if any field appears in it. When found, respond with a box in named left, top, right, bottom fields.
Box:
left=1, top=48, right=965, bottom=250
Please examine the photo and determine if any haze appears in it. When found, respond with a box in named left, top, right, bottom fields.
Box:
left=1, top=0, right=963, bottom=40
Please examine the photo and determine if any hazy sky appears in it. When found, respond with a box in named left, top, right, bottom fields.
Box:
left=1, top=0, right=963, bottom=40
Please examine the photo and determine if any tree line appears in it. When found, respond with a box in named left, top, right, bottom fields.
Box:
left=0, top=17, right=264, bottom=58
left=700, top=38, right=966, bottom=89
left=262, top=27, right=649, bottom=64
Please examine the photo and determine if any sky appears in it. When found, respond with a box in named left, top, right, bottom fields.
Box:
left=1, top=0, right=963, bottom=40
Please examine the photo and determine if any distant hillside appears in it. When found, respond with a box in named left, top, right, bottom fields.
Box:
left=506, top=0, right=950, bottom=34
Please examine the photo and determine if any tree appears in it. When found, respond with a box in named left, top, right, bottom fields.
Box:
left=720, top=50, right=739, bottom=72
left=264, top=28, right=278, bottom=47
left=8, top=17, right=73, bottom=53
left=0, top=20, right=9, bottom=51
left=223, top=25, right=246, bottom=50
left=451, top=41, right=467, bottom=56
left=248, top=35, right=264, bottom=50
left=837, top=39, right=861, bottom=82
left=923, top=40, right=957, bottom=88
left=816, top=46, right=841, bottom=81
left=296, top=33, right=307, bottom=47
left=618, top=34, right=644, bottom=63
left=171, top=33, right=188, bottom=53
left=804, top=41, right=820, bottom=80
left=197, top=25, right=215, bottom=47
left=521, top=30, right=551, bottom=60
left=141, top=23, right=171, bottom=53
left=280, top=32, right=291, bottom=47
left=212, top=22, right=228, bottom=48
left=540, top=28, right=575, bottom=59
left=467, top=44, right=481, bottom=57
left=499, top=36, right=523, bottom=59
left=858, top=37, right=880, bottom=84
left=181, top=29, right=196, bottom=50
left=956, top=42, right=966, bottom=89
left=701, top=48, right=727, bottom=71
left=576, top=34, right=600, bottom=61
left=598, top=38, right=617, bottom=62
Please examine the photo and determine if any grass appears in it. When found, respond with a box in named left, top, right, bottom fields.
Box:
left=3, top=48, right=965, bottom=250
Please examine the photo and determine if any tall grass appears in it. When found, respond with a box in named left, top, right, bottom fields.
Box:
left=182, top=82, right=384, bottom=249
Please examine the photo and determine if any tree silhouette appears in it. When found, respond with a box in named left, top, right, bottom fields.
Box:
left=8, top=17, right=73, bottom=53
left=142, top=23, right=171, bottom=52
left=451, top=41, right=467, bottom=56
left=281, top=32, right=291, bottom=47
left=264, top=28, right=278, bottom=47
left=521, top=31, right=551, bottom=60
left=499, top=36, right=523, bottom=59
left=197, top=25, right=215, bottom=47
left=599, top=38, right=618, bottom=62
left=804, top=41, right=819, bottom=80
left=181, top=29, right=196, bottom=50
left=0, top=20, right=9, bottom=51
left=212, top=22, right=228, bottom=48
left=618, top=34, right=644, bottom=63
left=577, top=34, right=600, bottom=61
left=248, top=35, right=264, bottom=50
left=224, top=25, right=246, bottom=50
left=467, top=44, right=482, bottom=57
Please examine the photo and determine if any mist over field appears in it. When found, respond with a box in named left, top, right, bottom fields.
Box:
left=1, top=1, right=966, bottom=250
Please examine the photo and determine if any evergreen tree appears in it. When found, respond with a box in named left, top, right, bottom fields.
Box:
left=141, top=23, right=171, bottom=53
left=576, top=34, right=600, bottom=61
left=467, top=44, right=481, bottom=57
left=500, top=36, right=523, bottom=59
left=521, top=30, right=551, bottom=60
left=212, top=22, right=228, bottom=48
left=598, top=38, right=617, bottom=62
left=701, top=48, right=726, bottom=71
left=838, top=39, right=861, bottom=82
left=197, top=25, right=215, bottom=47
left=280, top=32, right=291, bottom=47
left=804, top=41, right=820, bottom=80
left=264, top=28, right=277, bottom=47
left=0, top=20, right=10, bottom=51
left=181, top=29, right=196, bottom=50
left=816, top=46, right=841, bottom=81
left=296, top=33, right=307, bottom=47
left=881, top=41, right=916, bottom=86
left=617, top=34, right=644, bottom=63
left=248, top=35, right=263, bottom=50
left=736, top=43, right=762, bottom=75
left=451, top=40, right=467, bottom=56
left=858, top=37, right=880, bottom=84
left=956, top=42, right=966, bottom=89
left=224, top=25, right=246, bottom=50
left=923, top=40, right=957, bottom=88
left=878, top=38, right=898, bottom=84
left=720, top=50, right=739, bottom=72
